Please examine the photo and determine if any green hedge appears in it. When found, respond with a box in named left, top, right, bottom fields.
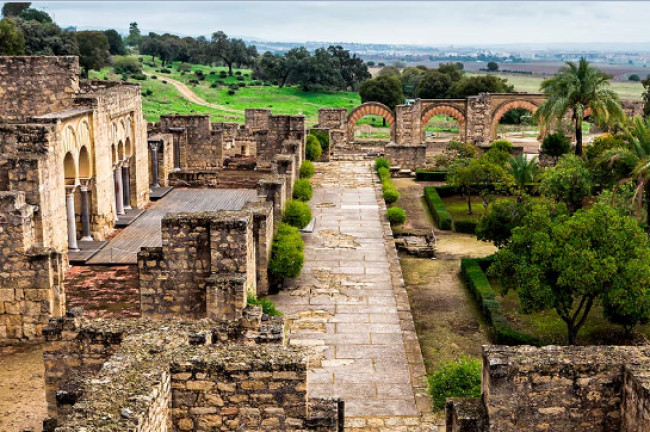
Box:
left=283, top=200, right=312, bottom=229
left=269, top=223, right=305, bottom=282
left=432, top=185, right=458, bottom=198
left=415, top=170, right=447, bottom=182
left=376, top=159, right=401, bottom=205
left=424, top=187, right=452, bottom=230
left=292, top=179, right=313, bottom=202
left=453, top=220, right=477, bottom=235
left=387, top=207, right=407, bottom=225
left=460, top=258, right=540, bottom=346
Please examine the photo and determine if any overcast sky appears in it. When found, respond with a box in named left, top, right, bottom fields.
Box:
left=29, top=1, right=650, bottom=46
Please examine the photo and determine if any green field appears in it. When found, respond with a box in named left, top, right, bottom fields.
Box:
left=470, top=72, right=645, bottom=100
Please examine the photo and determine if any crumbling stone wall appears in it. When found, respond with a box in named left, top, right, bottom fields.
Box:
left=160, top=114, right=213, bottom=169
left=258, top=177, right=287, bottom=231
left=243, top=201, right=274, bottom=296
left=395, top=101, right=422, bottom=146
left=317, top=108, right=347, bottom=130
left=384, top=144, right=427, bottom=170
left=139, top=211, right=257, bottom=321
left=148, top=133, right=174, bottom=187
left=446, top=345, right=650, bottom=432
left=0, top=56, right=80, bottom=119
left=272, top=154, right=298, bottom=202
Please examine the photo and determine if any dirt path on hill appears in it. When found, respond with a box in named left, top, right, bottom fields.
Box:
left=145, top=73, right=244, bottom=114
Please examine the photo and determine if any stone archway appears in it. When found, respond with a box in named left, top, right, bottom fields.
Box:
left=347, top=102, right=396, bottom=142
left=489, top=100, right=539, bottom=141
left=420, top=103, right=467, bottom=141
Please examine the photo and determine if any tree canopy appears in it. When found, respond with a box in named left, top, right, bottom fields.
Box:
left=359, top=75, right=404, bottom=111
left=0, top=17, right=24, bottom=55
left=103, top=29, right=126, bottom=55
left=76, top=31, right=110, bottom=77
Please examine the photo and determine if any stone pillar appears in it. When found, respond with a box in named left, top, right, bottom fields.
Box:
left=258, top=177, right=286, bottom=230
left=114, top=166, right=125, bottom=216
left=173, top=134, right=181, bottom=171
left=122, top=162, right=132, bottom=210
left=65, top=186, right=79, bottom=252
left=149, top=141, right=160, bottom=187
left=79, top=184, right=92, bottom=241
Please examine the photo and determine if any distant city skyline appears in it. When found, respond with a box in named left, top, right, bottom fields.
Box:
left=29, top=1, right=650, bottom=46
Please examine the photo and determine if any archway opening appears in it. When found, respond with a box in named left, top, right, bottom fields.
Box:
left=420, top=105, right=467, bottom=145
left=353, top=115, right=392, bottom=142
left=111, top=144, right=117, bottom=165
left=125, top=137, right=132, bottom=158
left=64, top=152, right=76, bottom=185
left=118, top=140, right=125, bottom=162
left=495, top=107, right=536, bottom=140
left=78, top=146, right=91, bottom=179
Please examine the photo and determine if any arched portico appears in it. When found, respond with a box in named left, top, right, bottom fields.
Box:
left=489, top=100, right=539, bottom=141
left=420, top=103, right=467, bottom=141
left=347, top=102, right=396, bottom=142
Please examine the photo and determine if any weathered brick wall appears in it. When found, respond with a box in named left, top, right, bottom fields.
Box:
left=0, top=56, right=80, bottom=119
left=148, top=133, right=174, bottom=187
left=258, top=177, right=287, bottom=230
left=317, top=108, right=347, bottom=130
left=395, top=101, right=422, bottom=146
left=139, top=211, right=255, bottom=321
left=480, top=345, right=650, bottom=432
left=622, top=365, right=650, bottom=432
left=384, top=144, right=427, bottom=170
left=168, top=170, right=219, bottom=187
left=160, top=114, right=214, bottom=169
left=272, top=154, right=297, bottom=202
left=256, top=115, right=306, bottom=166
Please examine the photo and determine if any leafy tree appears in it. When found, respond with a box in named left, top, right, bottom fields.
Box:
left=18, top=18, right=77, bottom=55
left=0, top=17, right=24, bottom=55
left=540, top=131, right=571, bottom=163
left=76, top=31, right=110, bottom=78
left=366, top=61, right=375, bottom=67
left=210, top=31, right=247, bottom=75
left=448, top=154, right=511, bottom=215
left=393, top=60, right=406, bottom=68
left=305, top=134, right=322, bottom=161
left=586, top=133, right=634, bottom=189
left=377, top=66, right=400, bottom=77
left=438, top=62, right=464, bottom=83
left=400, top=66, right=426, bottom=97
left=1, top=2, right=30, bottom=17
left=599, top=116, right=650, bottom=224
left=359, top=75, right=404, bottom=111
left=629, top=74, right=641, bottom=82
left=476, top=196, right=531, bottom=248
left=448, top=75, right=514, bottom=98
left=18, top=7, right=51, bottom=22
left=539, top=154, right=592, bottom=213
left=327, top=45, right=370, bottom=90
left=124, top=22, right=142, bottom=47
left=500, top=108, right=533, bottom=125
left=508, top=154, right=539, bottom=196
left=643, top=75, right=650, bottom=118
left=534, top=58, right=625, bottom=156
left=111, top=55, right=142, bottom=75
left=490, top=202, right=650, bottom=344
left=415, top=70, right=452, bottom=99
left=487, top=61, right=499, bottom=72
left=103, top=29, right=126, bottom=55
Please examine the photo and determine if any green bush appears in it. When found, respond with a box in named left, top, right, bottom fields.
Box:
left=375, top=158, right=390, bottom=170
left=387, top=206, right=407, bottom=225
left=160, top=68, right=171, bottom=74
left=227, top=89, right=236, bottom=95
left=460, top=258, right=539, bottom=346
left=269, top=224, right=304, bottom=281
left=377, top=167, right=390, bottom=181
left=210, top=82, right=219, bottom=88
left=247, top=294, right=283, bottom=316
left=112, top=55, right=142, bottom=75
left=235, top=70, right=242, bottom=76
left=299, top=161, right=315, bottom=179
left=541, top=132, right=571, bottom=161
left=236, top=75, right=245, bottom=81
left=383, top=187, right=400, bottom=204
left=432, top=185, right=458, bottom=198
left=306, top=135, right=322, bottom=161
left=283, top=200, right=312, bottom=229
left=292, top=179, right=313, bottom=202
left=453, top=220, right=477, bottom=234
left=428, top=357, right=482, bottom=411
left=491, top=138, right=514, bottom=153
left=310, top=129, right=330, bottom=150
left=132, top=73, right=147, bottom=80
left=415, top=170, right=447, bottom=181
left=424, top=187, right=452, bottom=230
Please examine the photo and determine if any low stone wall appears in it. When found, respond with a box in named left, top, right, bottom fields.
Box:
left=385, top=144, right=427, bottom=170
left=168, top=170, right=219, bottom=187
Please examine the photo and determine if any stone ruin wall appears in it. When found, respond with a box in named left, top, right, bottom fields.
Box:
left=0, top=56, right=80, bottom=120
left=446, top=345, right=650, bottom=432
left=384, top=143, right=427, bottom=171
left=148, top=133, right=174, bottom=187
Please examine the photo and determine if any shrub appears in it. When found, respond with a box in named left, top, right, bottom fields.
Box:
left=292, top=179, right=313, bottom=202
left=194, top=69, right=204, bottom=77
left=143, top=88, right=153, bottom=96
left=209, top=70, right=216, bottom=75
left=188, top=79, right=199, bottom=85
left=299, top=161, right=315, bottom=179
left=415, top=170, right=447, bottom=181
left=150, top=75, right=158, bottom=79
left=269, top=223, right=304, bottom=281
left=161, top=80, right=168, bottom=84
left=210, top=82, right=219, bottom=88
left=235, top=71, right=242, bottom=75
left=375, top=158, right=390, bottom=170
left=247, top=294, right=283, bottom=316
left=112, top=55, right=142, bottom=75
left=377, top=167, right=390, bottom=181
left=424, top=187, right=452, bottom=230
left=453, top=220, right=477, bottom=234
left=491, top=138, right=514, bottom=153
left=236, top=75, right=245, bottom=81
left=305, top=135, right=322, bottom=161
left=227, top=89, right=236, bottom=95
left=132, top=73, right=147, bottom=81
left=238, top=82, right=246, bottom=88
left=310, top=129, right=330, bottom=150
left=178, top=62, right=192, bottom=72
left=283, top=200, right=312, bottom=229
left=229, top=83, right=239, bottom=90
left=428, top=357, right=482, bottom=411
left=387, top=206, right=406, bottom=225
left=219, top=70, right=228, bottom=76
left=383, top=187, right=400, bottom=204
left=541, top=132, right=571, bottom=162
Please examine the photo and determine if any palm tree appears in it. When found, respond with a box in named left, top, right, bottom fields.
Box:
left=601, top=116, right=650, bottom=224
left=507, top=154, right=539, bottom=198
left=534, top=58, right=625, bottom=156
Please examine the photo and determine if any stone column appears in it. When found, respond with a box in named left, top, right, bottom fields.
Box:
left=149, top=141, right=160, bottom=187
left=173, top=134, right=181, bottom=171
left=79, top=184, right=92, bottom=241
left=122, top=161, right=132, bottom=210
left=114, top=166, right=125, bottom=216
left=66, top=185, right=79, bottom=252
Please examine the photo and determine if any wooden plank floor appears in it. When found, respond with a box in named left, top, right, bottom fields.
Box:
left=88, top=188, right=258, bottom=265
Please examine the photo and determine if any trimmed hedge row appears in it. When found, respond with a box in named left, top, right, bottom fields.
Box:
left=415, top=170, right=447, bottom=182
left=453, top=220, right=477, bottom=235
left=424, top=187, right=452, bottom=230
left=460, top=258, right=539, bottom=346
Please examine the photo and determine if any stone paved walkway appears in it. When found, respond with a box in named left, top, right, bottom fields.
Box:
left=270, top=161, right=435, bottom=431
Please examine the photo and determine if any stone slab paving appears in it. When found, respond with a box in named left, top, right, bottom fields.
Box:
left=270, top=161, right=438, bottom=431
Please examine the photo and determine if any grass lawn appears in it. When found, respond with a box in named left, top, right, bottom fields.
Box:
left=494, top=279, right=650, bottom=346
left=441, top=195, right=486, bottom=223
